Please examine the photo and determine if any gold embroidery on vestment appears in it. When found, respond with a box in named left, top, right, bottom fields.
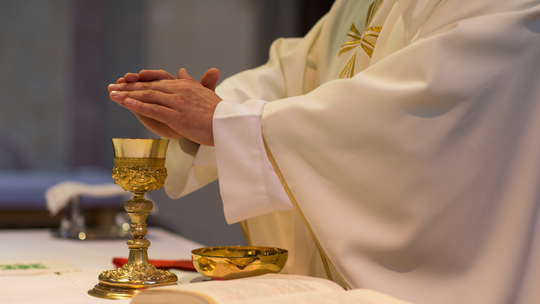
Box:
left=339, top=51, right=357, bottom=79
left=339, top=0, right=384, bottom=78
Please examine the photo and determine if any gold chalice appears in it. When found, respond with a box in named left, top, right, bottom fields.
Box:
left=89, top=138, right=177, bottom=299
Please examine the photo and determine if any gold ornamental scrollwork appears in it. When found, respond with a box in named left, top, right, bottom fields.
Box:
left=100, top=263, right=173, bottom=284
left=112, top=158, right=167, bottom=193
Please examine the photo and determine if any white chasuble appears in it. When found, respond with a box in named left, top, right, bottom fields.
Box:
left=165, top=0, right=540, bottom=303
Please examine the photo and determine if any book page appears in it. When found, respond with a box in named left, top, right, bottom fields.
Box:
left=131, top=291, right=209, bottom=304
left=132, top=274, right=343, bottom=304
left=236, top=289, right=413, bottom=304
left=182, top=276, right=341, bottom=303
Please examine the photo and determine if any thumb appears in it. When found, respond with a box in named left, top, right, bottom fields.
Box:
left=177, top=68, right=194, bottom=80
left=200, top=68, right=220, bottom=91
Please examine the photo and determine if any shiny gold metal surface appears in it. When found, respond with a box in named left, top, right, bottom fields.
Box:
left=192, top=246, right=288, bottom=280
left=89, top=138, right=177, bottom=299
left=111, top=138, right=169, bottom=158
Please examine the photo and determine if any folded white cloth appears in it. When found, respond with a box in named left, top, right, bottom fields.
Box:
left=45, top=181, right=131, bottom=216
left=0, top=259, right=81, bottom=276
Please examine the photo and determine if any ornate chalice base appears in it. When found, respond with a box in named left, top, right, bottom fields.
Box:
left=89, top=139, right=178, bottom=299
left=88, top=196, right=177, bottom=300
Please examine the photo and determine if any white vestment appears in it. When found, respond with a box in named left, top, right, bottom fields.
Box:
left=165, top=0, right=540, bottom=303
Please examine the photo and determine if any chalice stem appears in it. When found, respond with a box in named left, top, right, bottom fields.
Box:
left=125, top=193, right=152, bottom=265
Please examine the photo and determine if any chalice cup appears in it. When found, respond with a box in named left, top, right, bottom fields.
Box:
left=89, top=138, right=178, bottom=299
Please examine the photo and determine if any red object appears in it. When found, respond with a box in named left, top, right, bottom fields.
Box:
left=112, top=257, right=197, bottom=272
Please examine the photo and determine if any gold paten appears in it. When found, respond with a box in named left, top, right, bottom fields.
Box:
left=191, top=246, right=288, bottom=280
left=89, top=138, right=177, bottom=300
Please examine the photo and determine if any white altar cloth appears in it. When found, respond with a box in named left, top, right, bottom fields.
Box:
left=0, top=228, right=204, bottom=304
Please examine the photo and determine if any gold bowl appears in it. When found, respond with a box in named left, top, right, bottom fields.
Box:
left=191, top=246, right=288, bottom=280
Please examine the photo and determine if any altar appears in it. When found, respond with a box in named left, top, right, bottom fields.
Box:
left=0, top=228, right=204, bottom=303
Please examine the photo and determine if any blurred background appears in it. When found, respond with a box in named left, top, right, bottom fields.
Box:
left=0, top=0, right=333, bottom=246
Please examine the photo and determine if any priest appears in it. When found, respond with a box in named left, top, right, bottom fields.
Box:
left=108, top=0, right=540, bottom=303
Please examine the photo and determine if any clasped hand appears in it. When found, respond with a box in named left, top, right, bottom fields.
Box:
left=108, top=68, right=222, bottom=146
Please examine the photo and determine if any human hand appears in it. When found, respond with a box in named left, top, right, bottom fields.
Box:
left=109, top=68, right=220, bottom=140
left=109, top=68, right=222, bottom=146
left=110, top=69, right=184, bottom=138
left=114, top=68, right=220, bottom=88
left=110, top=69, right=187, bottom=139
left=115, top=69, right=177, bottom=84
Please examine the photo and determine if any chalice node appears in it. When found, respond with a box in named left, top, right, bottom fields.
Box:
left=89, top=138, right=178, bottom=299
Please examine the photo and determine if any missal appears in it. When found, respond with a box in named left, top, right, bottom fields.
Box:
left=131, top=274, right=413, bottom=304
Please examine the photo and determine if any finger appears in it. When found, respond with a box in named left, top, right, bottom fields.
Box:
left=177, top=68, right=194, bottom=80
left=108, top=80, right=178, bottom=94
left=138, top=69, right=176, bottom=82
left=123, top=73, right=140, bottom=83
left=125, top=98, right=179, bottom=125
left=200, top=68, right=220, bottom=91
left=116, top=77, right=126, bottom=84
left=110, top=89, right=176, bottom=109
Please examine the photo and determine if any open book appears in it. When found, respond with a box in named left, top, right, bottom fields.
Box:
left=131, top=274, right=413, bottom=304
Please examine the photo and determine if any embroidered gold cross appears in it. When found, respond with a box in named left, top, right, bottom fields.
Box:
left=339, top=0, right=384, bottom=79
